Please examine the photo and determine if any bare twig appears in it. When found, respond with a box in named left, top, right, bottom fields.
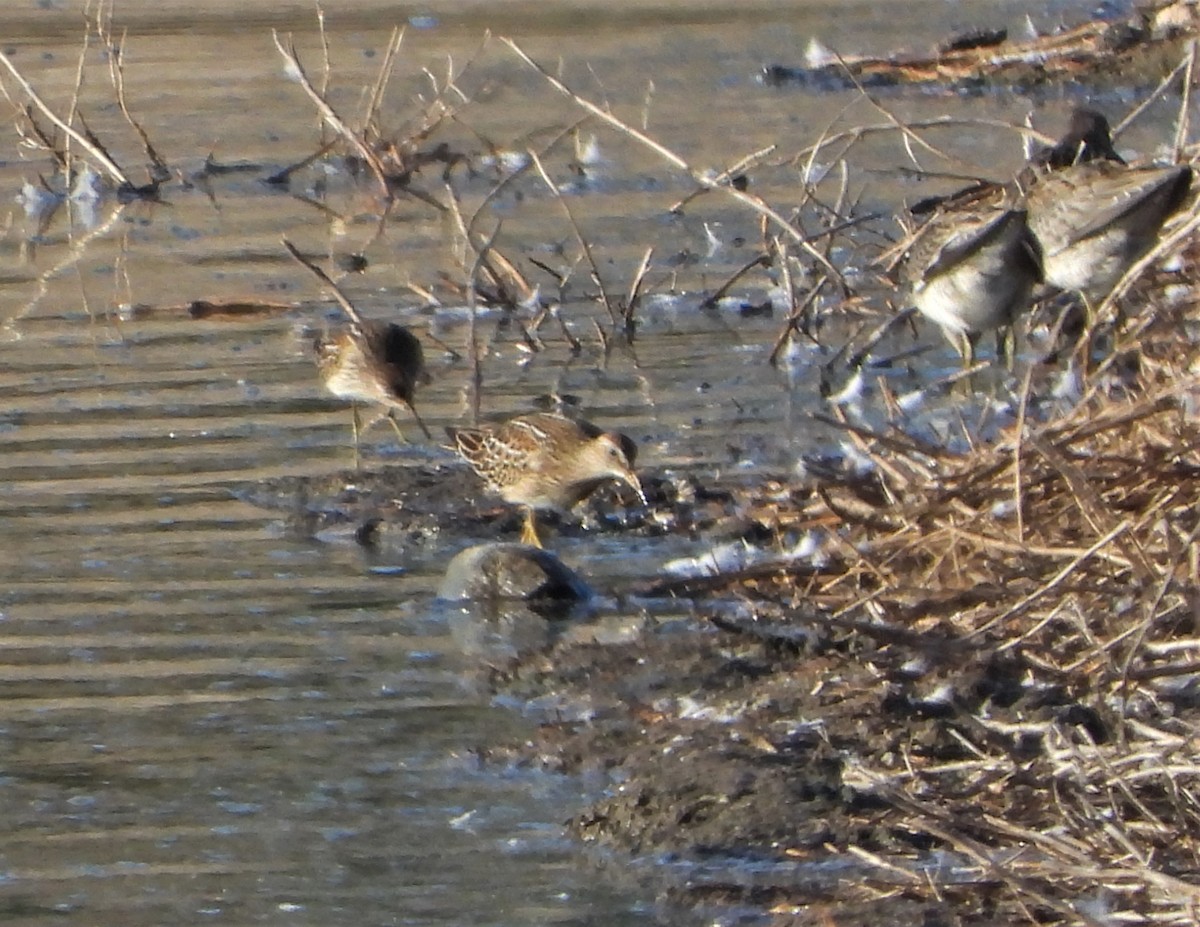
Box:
left=0, top=50, right=129, bottom=185
left=100, top=23, right=169, bottom=182
left=527, top=147, right=616, bottom=325
left=281, top=237, right=367, bottom=328
left=272, top=30, right=390, bottom=199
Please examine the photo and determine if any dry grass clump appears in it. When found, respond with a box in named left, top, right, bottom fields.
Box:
left=492, top=29, right=1200, bottom=919
left=829, top=363, right=1196, bottom=656
left=703, top=276, right=1200, bottom=921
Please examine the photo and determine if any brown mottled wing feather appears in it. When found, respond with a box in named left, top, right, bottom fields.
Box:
left=447, top=426, right=486, bottom=464
left=908, top=207, right=1017, bottom=285
left=1071, top=168, right=1187, bottom=244
left=1033, top=162, right=1192, bottom=251
left=449, top=424, right=526, bottom=492
left=495, top=417, right=551, bottom=457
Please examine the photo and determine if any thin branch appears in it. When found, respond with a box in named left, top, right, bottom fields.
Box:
left=0, top=50, right=128, bottom=185
left=272, top=29, right=390, bottom=199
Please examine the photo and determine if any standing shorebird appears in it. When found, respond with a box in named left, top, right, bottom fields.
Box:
left=903, top=198, right=1042, bottom=365
left=907, top=108, right=1123, bottom=219
left=283, top=239, right=432, bottom=468
left=447, top=412, right=644, bottom=548
left=899, top=107, right=1161, bottom=365
left=1024, top=159, right=1193, bottom=300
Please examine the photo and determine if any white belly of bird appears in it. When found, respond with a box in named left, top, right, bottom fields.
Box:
left=915, top=260, right=1027, bottom=336
left=323, top=349, right=389, bottom=405
left=1042, top=232, right=1137, bottom=297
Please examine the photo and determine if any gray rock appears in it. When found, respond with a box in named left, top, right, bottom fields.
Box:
left=437, top=542, right=593, bottom=604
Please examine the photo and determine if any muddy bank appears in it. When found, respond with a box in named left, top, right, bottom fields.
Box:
left=472, top=300, right=1200, bottom=926
left=244, top=312, right=1200, bottom=925
left=473, top=420, right=1197, bottom=925
left=486, top=607, right=1026, bottom=922
left=240, top=459, right=720, bottom=554
left=762, top=0, right=1199, bottom=92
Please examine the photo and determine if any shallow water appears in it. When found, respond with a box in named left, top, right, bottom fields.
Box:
left=0, top=0, right=1183, bottom=924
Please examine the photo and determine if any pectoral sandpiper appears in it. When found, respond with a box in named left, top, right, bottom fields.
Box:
left=903, top=200, right=1042, bottom=364
left=901, top=107, right=1183, bottom=364
left=313, top=319, right=432, bottom=453
left=1024, top=160, right=1192, bottom=300
left=283, top=239, right=432, bottom=467
left=447, top=412, right=644, bottom=548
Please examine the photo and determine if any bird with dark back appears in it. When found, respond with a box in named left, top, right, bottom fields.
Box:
left=313, top=319, right=432, bottom=450
left=1024, top=159, right=1193, bottom=300
left=903, top=198, right=1042, bottom=365
left=283, top=239, right=432, bottom=468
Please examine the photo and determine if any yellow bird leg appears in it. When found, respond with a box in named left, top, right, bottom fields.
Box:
left=386, top=412, right=408, bottom=445
left=519, top=508, right=543, bottom=548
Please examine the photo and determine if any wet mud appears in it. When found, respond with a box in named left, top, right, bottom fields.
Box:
left=244, top=460, right=689, bottom=554
left=238, top=447, right=1134, bottom=925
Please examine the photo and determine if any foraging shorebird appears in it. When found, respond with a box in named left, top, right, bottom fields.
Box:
left=903, top=198, right=1042, bottom=364
left=313, top=319, right=432, bottom=454
left=283, top=239, right=432, bottom=467
left=1024, top=160, right=1193, bottom=299
left=447, top=412, right=644, bottom=548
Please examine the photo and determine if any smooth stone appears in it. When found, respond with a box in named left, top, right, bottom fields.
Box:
left=437, top=542, right=593, bottom=604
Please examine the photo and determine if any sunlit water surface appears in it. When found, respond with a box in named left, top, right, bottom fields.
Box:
left=0, top=0, right=1174, bottom=923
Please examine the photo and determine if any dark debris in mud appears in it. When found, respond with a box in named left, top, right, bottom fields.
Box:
left=240, top=458, right=743, bottom=555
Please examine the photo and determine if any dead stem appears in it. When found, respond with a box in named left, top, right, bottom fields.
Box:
left=272, top=30, right=391, bottom=200
left=0, top=50, right=128, bottom=186
left=100, top=20, right=169, bottom=183
left=281, top=238, right=368, bottom=330
left=527, top=147, right=617, bottom=325
left=501, top=36, right=848, bottom=287
left=667, top=144, right=777, bottom=214
left=623, top=246, right=654, bottom=336
left=701, top=252, right=773, bottom=312
left=464, top=220, right=503, bottom=424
